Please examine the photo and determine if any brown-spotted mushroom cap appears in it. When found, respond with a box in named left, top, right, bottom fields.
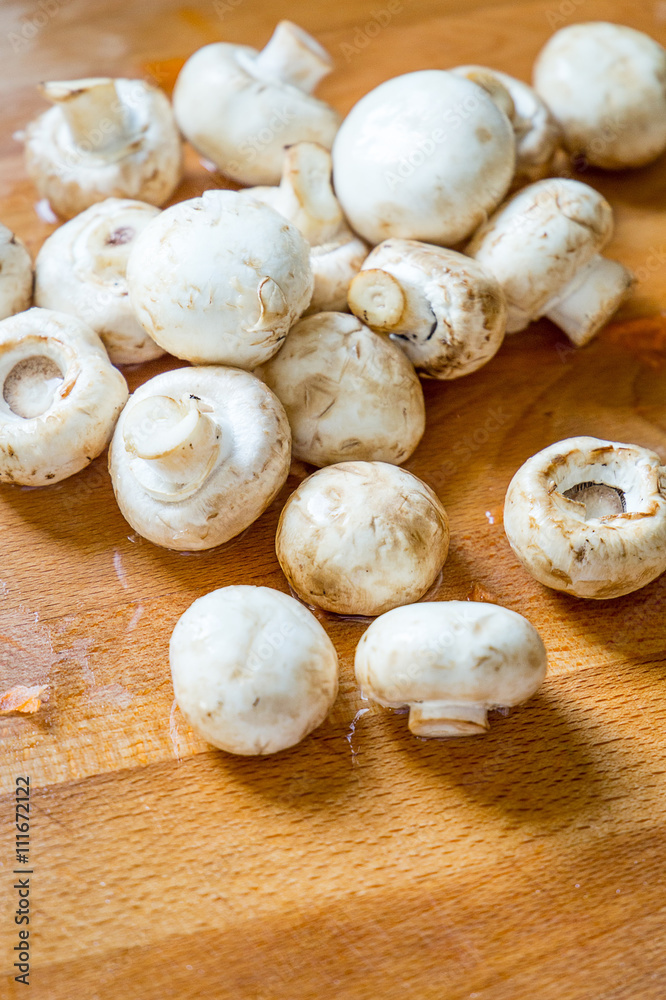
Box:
left=256, top=311, right=425, bottom=467
left=126, top=190, right=314, bottom=368
left=173, top=21, right=340, bottom=185
left=534, top=22, right=666, bottom=169
left=0, top=224, right=33, bottom=321
left=0, top=307, right=127, bottom=486
left=23, top=77, right=182, bottom=219
left=170, top=585, right=339, bottom=755
left=276, top=461, right=449, bottom=616
left=355, top=601, right=547, bottom=736
left=466, top=178, right=634, bottom=346
left=348, top=240, right=507, bottom=379
left=238, top=142, right=368, bottom=313
left=109, top=365, right=291, bottom=551
left=34, top=198, right=164, bottom=365
left=504, top=436, right=666, bottom=599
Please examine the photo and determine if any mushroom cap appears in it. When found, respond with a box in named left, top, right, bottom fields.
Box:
left=276, top=461, right=449, bottom=616
left=504, top=436, right=666, bottom=599
left=170, top=585, right=339, bottom=755
left=466, top=178, right=614, bottom=332
left=0, top=307, right=127, bottom=486
left=331, top=70, right=515, bottom=246
left=173, top=41, right=340, bottom=186
left=256, top=311, right=425, bottom=467
left=350, top=239, right=507, bottom=379
left=355, top=600, right=547, bottom=735
left=533, top=22, right=666, bottom=169
left=0, top=224, right=33, bottom=321
left=109, top=365, right=291, bottom=550
left=453, top=65, right=561, bottom=181
left=34, top=198, right=164, bottom=365
left=24, top=79, right=182, bottom=219
left=126, top=190, right=314, bottom=368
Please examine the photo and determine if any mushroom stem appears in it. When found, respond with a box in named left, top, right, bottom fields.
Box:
left=40, top=78, right=127, bottom=151
left=408, top=701, right=489, bottom=737
left=253, top=21, right=333, bottom=94
left=124, top=394, right=220, bottom=499
left=278, top=143, right=343, bottom=245
left=545, top=254, right=635, bottom=347
left=348, top=269, right=406, bottom=331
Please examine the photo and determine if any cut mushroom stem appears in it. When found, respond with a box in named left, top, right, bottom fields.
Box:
left=278, top=143, right=342, bottom=245
left=544, top=254, right=635, bottom=346
left=123, top=394, right=220, bottom=500
left=39, top=78, right=126, bottom=150
left=408, top=702, right=490, bottom=737
left=253, top=21, right=333, bottom=94
left=347, top=269, right=406, bottom=331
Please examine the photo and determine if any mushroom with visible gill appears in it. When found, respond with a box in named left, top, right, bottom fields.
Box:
left=173, top=21, right=340, bottom=185
left=355, top=601, right=547, bottom=737
left=0, top=224, right=33, bottom=321
left=466, top=177, right=634, bottom=346
left=504, top=436, right=666, bottom=599
left=34, top=198, right=164, bottom=365
left=239, top=142, right=368, bottom=313
left=0, top=307, right=127, bottom=486
left=23, top=77, right=182, bottom=219
left=276, top=461, right=449, bottom=616
left=126, top=190, right=314, bottom=368
left=347, top=240, right=507, bottom=379
left=109, top=365, right=291, bottom=551
left=170, top=585, right=339, bottom=755
left=256, top=311, right=425, bottom=466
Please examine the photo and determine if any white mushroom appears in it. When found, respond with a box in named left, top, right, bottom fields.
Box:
left=276, top=461, right=449, bottom=616
left=34, top=198, right=164, bottom=365
left=173, top=21, right=340, bottom=186
left=109, top=365, right=290, bottom=550
left=504, top=436, right=666, bottom=600
left=127, top=190, right=314, bottom=368
left=170, top=585, right=338, bottom=755
left=239, top=142, right=368, bottom=313
left=466, top=178, right=634, bottom=346
left=348, top=240, right=507, bottom=379
left=0, top=224, right=33, bottom=320
left=355, top=601, right=547, bottom=737
left=331, top=70, right=515, bottom=246
left=23, top=77, right=183, bottom=220
left=256, top=311, right=425, bottom=466
left=0, top=307, right=127, bottom=486
left=534, top=22, right=666, bottom=169
left=452, top=65, right=561, bottom=183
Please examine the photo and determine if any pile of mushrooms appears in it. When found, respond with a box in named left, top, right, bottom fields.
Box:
left=5, top=16, right=666, bottom=757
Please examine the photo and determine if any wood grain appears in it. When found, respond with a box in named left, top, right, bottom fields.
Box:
left=1, top=1, right=666, bottom=997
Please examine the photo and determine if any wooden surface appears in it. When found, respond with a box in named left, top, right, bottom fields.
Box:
left=2, top=1, right=666, bottom=997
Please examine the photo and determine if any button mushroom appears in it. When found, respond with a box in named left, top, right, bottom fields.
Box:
left=331, top=70, right=515, bottom=247
left=239, top=142, right=368, bottom=313
left=0, top=224, right=33, bottom=321
left=534, top=22, right=666, bottom=169
left=0, top=307, right=127, bottom=486
left=23, top=77, right=183, bottom=220
left=173, top=21, right=340, bottom=186
left=504, top=436, right=666, bottom=599
left=256, top=311, right=425, bottom=466
left=109, top=365, right=290, bottom=550
left=170, top=585, right=339, bottom=755
left=466, top=178, right=634, bottom=346
left=347, top=240, right=507, bottom=380
left=452, top=65, right=561, bottom=183
left=355, top=601, right=547, bottom=737
left=276, top=461, right=449, bottom=616
left=126, top=190, right=314, bottom=368
left=34, top=198, right=164, bottom=365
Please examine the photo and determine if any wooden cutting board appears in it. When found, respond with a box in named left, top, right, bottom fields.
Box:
left=1, top=1, right=666, bottom=997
